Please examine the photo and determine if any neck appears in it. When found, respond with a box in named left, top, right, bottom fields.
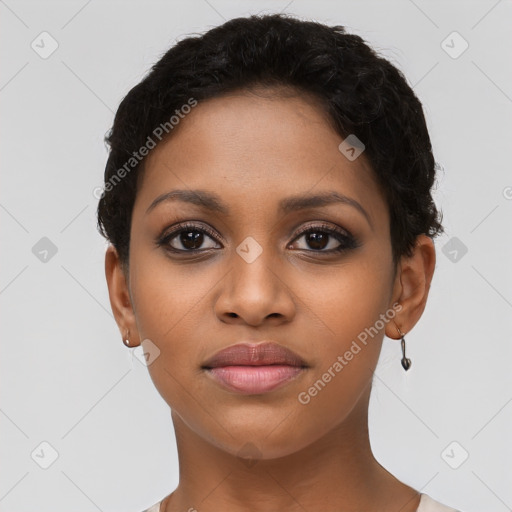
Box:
left=163, top=386, right=420, bottom=512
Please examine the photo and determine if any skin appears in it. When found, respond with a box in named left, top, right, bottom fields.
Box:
left=105, top=88, right=436, bottom=512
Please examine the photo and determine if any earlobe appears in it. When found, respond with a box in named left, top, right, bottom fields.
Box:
left=104, top=245, right=141, bottom=347
left=385, top=234, right=436, bottom=339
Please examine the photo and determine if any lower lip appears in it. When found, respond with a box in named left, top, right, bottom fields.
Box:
left=204, top=365, right=305, bottom=394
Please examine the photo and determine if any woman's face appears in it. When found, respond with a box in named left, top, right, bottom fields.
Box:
left=117, top=90, right=404, bottom=459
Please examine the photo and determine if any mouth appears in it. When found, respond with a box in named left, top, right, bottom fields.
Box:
left=201, top=341, right=308, bottom=395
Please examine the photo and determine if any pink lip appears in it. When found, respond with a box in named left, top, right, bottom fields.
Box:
left=202, top=342, right=307, bottom=395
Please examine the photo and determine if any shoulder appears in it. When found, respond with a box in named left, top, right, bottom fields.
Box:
left=140, top=500, right=162, bottom=512
left=417, top=493, right=461, bottom=512
left=140, top=494, right=462, bottom=512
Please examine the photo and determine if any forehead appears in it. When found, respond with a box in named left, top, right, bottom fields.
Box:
left=134, top=90, right=387, bottom=225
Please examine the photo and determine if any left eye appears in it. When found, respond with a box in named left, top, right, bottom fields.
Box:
left=290, top=227, right=353, bottom=252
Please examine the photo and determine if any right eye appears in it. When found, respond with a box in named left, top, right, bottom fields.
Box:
left=157, top=222, right=222, bottom=253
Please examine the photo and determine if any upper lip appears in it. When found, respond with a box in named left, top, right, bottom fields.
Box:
left=202, top=342, right=307, bottom=369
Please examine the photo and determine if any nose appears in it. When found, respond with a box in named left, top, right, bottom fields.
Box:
left=214, top=245, right=296, bottom=327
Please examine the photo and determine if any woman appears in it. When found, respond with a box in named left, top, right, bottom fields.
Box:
left=97, top=13, right=460, bottom=512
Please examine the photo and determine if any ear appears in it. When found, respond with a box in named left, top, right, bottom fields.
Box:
left=104, top=245, right=141, bottom=347
left=385, top=234, right=436, bottom=339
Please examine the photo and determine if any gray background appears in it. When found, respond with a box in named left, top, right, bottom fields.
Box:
left=1, top=0, right=511, bottom=511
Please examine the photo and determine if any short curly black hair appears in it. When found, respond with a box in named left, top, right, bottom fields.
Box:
left=97, top=13, right=443, bottom=269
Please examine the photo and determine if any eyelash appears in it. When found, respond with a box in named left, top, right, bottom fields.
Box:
left=156, top=221, right=358, bottom=255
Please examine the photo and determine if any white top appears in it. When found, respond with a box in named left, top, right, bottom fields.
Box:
left=418, top=494, right=460, bottom=511
left=142, top=493, right=460, bottom=511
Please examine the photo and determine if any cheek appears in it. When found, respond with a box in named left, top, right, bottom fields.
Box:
left=129, top=248, right=210, bottom=341
left=293, top=258, right=393, bottom=417
left=302, top=255, right=393, bottom=347
left=128, top=258, right=203, bottom=377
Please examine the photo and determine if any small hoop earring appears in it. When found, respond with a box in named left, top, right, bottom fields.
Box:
left=396, top=325, right=411, bottom=371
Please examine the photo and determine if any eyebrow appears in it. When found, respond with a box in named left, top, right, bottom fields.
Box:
left=145, top=189, right=373, bottom=229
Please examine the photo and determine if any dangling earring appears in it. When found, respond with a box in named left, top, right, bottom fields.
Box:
left=123, top=329, right=131, bottom=347
left=396, top=325, right=411, bottom=371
